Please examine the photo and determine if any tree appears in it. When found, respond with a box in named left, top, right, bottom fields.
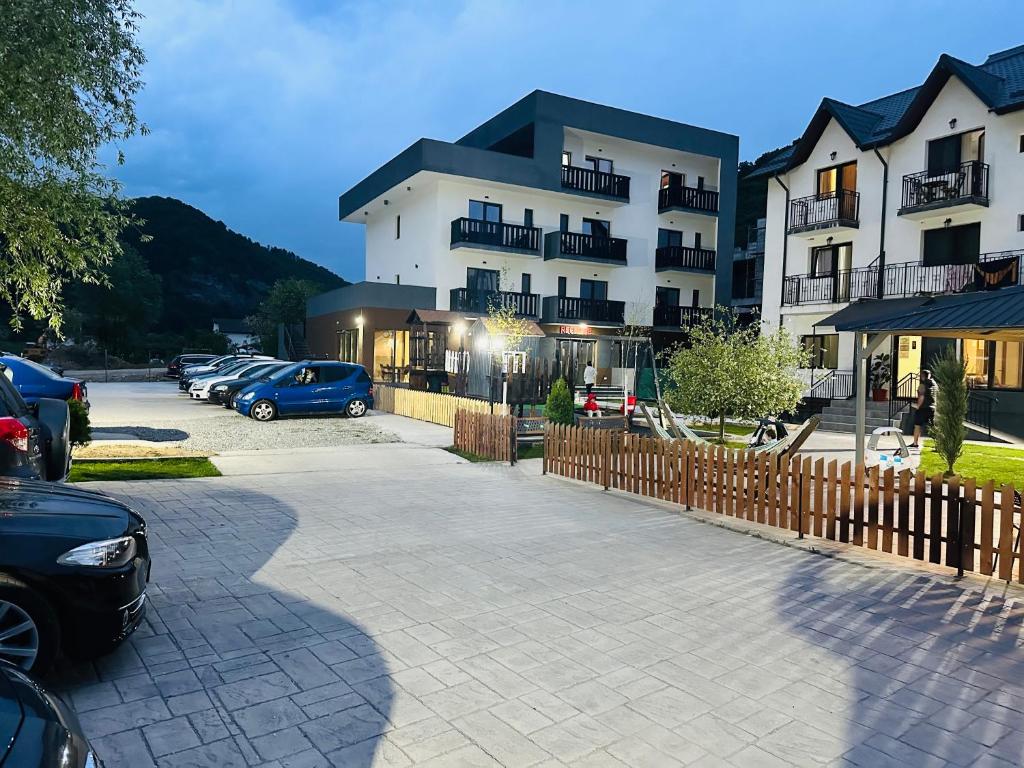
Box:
left=247, top=278, right=324, bottom=351
left=930, top=347, right=968, bottom=476
left=68, top=245, right=163, bottom=356
left=1, top=0, right=148, bottom=331
left=545, top=378, right=574, bottom=426
left=664, top=310, right=808, bottom=442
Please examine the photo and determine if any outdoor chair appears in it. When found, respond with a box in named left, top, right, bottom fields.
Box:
left=752, top=414, right=821, bottom=459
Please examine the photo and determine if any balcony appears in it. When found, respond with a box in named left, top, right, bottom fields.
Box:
left=655, top=245, right=716, bottom=273
left=450, top=218, right=541, bottom=255
left=541, top=296, right=625, bottom=326
left=653, top=305, right=713, bottom=329
left=544, top=230, right=628, bottom=265
left=781, top=251, right=1022, bottom=306
left=898, top=161, right=989, bottom=219
left=560, top=165, right=630, bottom=201
left=787, top=190, right=860, bottom=235
left=449, top=288, right=539, bottom=318
left=657, top=186, right=719, bottom=216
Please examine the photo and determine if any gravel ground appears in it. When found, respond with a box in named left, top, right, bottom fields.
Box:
left=93, top=414, right=398, bottom=452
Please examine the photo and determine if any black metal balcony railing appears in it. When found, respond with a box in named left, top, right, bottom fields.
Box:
left=655, top=245, right=716, bottom=272
left=653, top=304, right=713, bottom=328
left=782, top=251, right=1023, bottom=306
left=808, top=370, right=855, bottom=401
left=788, top=189, right=860, bottom=233
left=657, top=186, right=720, bottom=214
left=899, top=161, right=989, bottom=214
left=545, top=231, right=628, bottom=264
left=542, top=296, right=625, bottom=324
left=449, top=288, right=539, bottom=317
left=560, top=165, right=630, bottom=200
left=450, top=218, right=541, bottom=252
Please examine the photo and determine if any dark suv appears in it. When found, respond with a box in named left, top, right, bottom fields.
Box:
left=0, top=362, right=70, bottom=481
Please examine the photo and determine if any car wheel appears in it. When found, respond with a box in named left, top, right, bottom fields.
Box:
left=250, top=400, right=277, bottom=422
left=225, top=394, right=236, bottom=409
left=346, top=398, right=368, bottom=418
left=0, top=574, right=60, bottom=674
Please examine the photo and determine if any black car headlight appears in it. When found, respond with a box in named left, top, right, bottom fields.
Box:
left=213, top=384, right=228, bottom=392
left=57, top=536, right=137, bottom=568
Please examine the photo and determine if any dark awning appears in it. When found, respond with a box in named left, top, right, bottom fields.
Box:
left=822, top=286, right=1024, bottom=341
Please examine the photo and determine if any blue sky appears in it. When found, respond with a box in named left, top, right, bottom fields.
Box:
left=111, top=0, right=1021, bottom=281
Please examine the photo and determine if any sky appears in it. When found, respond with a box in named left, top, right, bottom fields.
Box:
left=109, top=0, right=1022, bottom=281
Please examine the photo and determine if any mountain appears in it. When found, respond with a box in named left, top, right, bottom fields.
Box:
left=735, top=142, right=798, bottom=245
left=124, top=196, right=346, bottom=333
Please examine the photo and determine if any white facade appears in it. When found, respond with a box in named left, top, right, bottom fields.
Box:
left=345, top=121, right=729, bottom=330
left=762, top=74, right=1024, bottom=375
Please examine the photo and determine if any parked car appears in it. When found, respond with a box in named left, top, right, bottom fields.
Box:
left=188, top=359, right=283, bottom=401
left=235, top=361, right=373, bottom=421
left=208, top=361, right=291, bottom=406
left=178, top=354, right=273, bottom=391
left=0, top=363, right=70, bottom=482
left=0, top=660, right=100, bottom=767
left=166, top=353, right=216, bottom=378
left=0, top=354, right=88, bottom=410
left=0, top=478, right=150, bottom=674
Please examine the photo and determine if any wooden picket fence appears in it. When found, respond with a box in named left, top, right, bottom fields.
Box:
left=453, top=410, right=516, bottom=461
left=543, top=424, right=1024, bottom=582
left=375, top=386, right=508, bottom=428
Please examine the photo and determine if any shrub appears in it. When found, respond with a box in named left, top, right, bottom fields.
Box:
left=930, top=347, right=968, bottom=476
left=545, top=377, right=575, bottom=425
left=68, top=399, right=92, bottom=449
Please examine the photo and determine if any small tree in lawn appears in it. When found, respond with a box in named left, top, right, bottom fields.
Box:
left=664, top=310, right=807, bottom=442
left=545, top=377, right=574, bottom=425
left=930, top=347, right=968, bottom=476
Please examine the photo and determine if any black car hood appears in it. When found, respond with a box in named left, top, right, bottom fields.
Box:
left=0, top=478, right=142, bottom=539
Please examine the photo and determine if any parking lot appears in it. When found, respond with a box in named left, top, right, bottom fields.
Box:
left=52, top=385, right=1024, bottom=767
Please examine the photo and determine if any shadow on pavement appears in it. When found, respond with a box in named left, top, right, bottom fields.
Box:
left=777, top=556, right=1024, bottom=765
left=92, top=426, right=190, bottom=442
left=51, top=483, right=393, bottom=768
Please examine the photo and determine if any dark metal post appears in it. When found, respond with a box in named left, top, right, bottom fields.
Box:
left=797, top=467, right=805, bottom=540
left=955, top=486, right=965, bottom=580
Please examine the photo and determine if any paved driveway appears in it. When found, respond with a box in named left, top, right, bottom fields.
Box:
left=55, top=442, right=1024, bottom=767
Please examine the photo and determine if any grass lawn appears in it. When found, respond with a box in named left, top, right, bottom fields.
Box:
left=692, top=422, right=756, bottom=437
left=69, top=457, right=221, bottom=482
left=516, top=443, right=545, bottom=460
left=919, top=442, right=1024, bottom=488
left=443, top=446, right=493, bottom=462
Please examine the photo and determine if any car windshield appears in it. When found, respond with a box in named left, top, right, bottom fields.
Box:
left=266, top=364, right=301, bottom=383
left=4, top=356, right=63, bottom=381
left=206, top=355, right=234, bottom=366
left=216, top=361, right=250, bottom=374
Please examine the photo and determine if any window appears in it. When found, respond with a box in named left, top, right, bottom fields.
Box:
left=586, top=156, right=613, bottom=174
left=523, top=208, right=533, bottom=228
left=562, top=150, right=571, bottom=167
left=657, top=228, right=683, bottom=248
left=1019, top=214, right=1024, bottom=232
left=694, top=232, right=702, bottom=250
left=559, top=213, right=569, bottom=232
left=801, top=335, right=840, bottom=370
left=321, top=364, right=355, bottom=382
left=1019, top=135, right=1024, bottom=153
left=810, top=243, right=851, bottom=277
left=655, top=286, right=680, bottom=307
left=466, top=267, right=499, bottom=292
left=923, top=223, right=980, bottom=267
left=697, top=176, right=705, bottom=190
left=817, top=162, right=856, bottom=197
left=338, top=331, right=358, bottom=363
left=521, top=273, right=531, bottom=294
left=557, top=276, right=567, bottom=297
left=660, top=171, right=683, bottom=189
left=295, top=366, right=321, bottom=384
left=582, top=218, right=610, bottom=238
left=732, top=259, right=757, bottom=300
left=927, top=129, right=985, bottom=175
left=580, top=279, right=608, bottom=301
left=395, top=215, right=401, bottom=239
left=468, top=200, right=501, bottom=222
left=691, top=289, right=700, bottom=308
left=964, top=339, right=1023, bottom=390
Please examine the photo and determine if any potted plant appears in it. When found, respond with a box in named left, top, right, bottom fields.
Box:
left=870, top=353, right=892, bottom=402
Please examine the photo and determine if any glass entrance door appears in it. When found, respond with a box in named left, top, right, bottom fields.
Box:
left=556, top=339, right=596, bottom=386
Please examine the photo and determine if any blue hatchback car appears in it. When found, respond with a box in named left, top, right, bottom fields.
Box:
left=0, top=355, right=88, bottom=409
left=234, top=361, right=373, bottom=421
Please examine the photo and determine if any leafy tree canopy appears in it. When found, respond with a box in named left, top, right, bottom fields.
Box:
left=664, top=311, right=808, bottom=441
left=0, top=0, right=147, bottom=330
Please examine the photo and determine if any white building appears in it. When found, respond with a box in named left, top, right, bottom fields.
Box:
left=337, top=91, right=737, bottom=385
left=758, top=46, right=1024, bottom=437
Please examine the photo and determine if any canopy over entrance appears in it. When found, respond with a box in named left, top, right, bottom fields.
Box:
left=821, top=287, right=1024, bottom=462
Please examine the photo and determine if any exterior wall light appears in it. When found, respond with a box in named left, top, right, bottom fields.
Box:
left=949, top=118, right=957, bottom=130
left=830, top=151, right=837, bottom=161
left=355, top=315, right=364, bottom=326
left=944, top=218, right=953, bottom=228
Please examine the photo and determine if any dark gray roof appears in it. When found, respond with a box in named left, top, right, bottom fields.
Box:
left=823, top=287, right=1024, bottom=338
left=753, top=45, right=1024, bottom=176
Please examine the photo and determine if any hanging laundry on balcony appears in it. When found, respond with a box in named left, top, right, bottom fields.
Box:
left=974, top=255, right=1020, bottom=291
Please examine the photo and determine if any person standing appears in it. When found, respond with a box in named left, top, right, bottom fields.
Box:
left=583, top=360, right=597, bottom=395
left=911, top=369, right=938, bottom=448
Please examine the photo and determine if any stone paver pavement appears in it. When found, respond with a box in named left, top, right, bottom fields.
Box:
left=54, top=442, right=1024, bottom=767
